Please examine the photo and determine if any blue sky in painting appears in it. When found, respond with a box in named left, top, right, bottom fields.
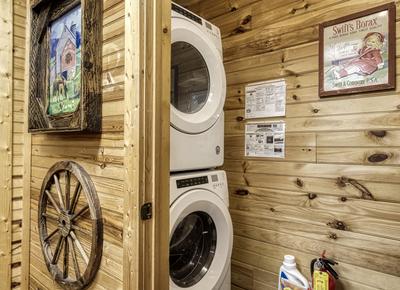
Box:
left=50, top=6, right=81, bottom=58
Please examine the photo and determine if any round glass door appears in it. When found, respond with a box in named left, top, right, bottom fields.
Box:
left=169, top=211, right=217, bottom=288
left=171, top=17, right=226, bottom=134
left=171, top=42, right=210, bottom=115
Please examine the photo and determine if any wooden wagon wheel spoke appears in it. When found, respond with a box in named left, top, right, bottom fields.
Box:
left=45, top=190, right=62, bottom=214
left=44, top=228, right=59, bottom=243
left=53, top=174, right=66, bottom=210
left=68, top=236, right=81, bottom=280
left=65, top=170, right=71, bottom=211
left=70, top=183, right=82, bottom=214
left=52, top=235, right=64, bottom=265
left=70, top=230, right=89, bottom=265
left=72, top=205, right=90, bottom=221
left=63, top=237, right=69, bottom=278
left=39, top=161, right=103, bottom=289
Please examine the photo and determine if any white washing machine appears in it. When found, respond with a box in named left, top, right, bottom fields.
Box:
left=171, top=3, right=226, bottom=172
left=170, top=170, right=233, bottom=290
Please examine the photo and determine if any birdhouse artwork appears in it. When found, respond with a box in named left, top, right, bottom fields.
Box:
left=48, top=6, right=82, bottom=116
left=28, top=0, right=102, bottom=133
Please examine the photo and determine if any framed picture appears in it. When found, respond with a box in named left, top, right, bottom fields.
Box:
left=319, top=3, right=396, bottom=97
left=28, top=0, right=102, bottom=133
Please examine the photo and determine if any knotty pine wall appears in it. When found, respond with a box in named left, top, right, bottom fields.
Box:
left=179, top=0, right=400, bottom=289
left=28, top=0, right=125, bottom=289
left=12, top=1, right=27, bottom=288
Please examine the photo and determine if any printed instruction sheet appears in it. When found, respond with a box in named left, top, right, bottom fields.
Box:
left=245, top=79, right=286, bottom=119
left=245, top=121, right=285, bottom=158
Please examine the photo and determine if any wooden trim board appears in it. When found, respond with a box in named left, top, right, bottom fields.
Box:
left=0, top=1, right=14, bottom=289
left=21, top=1, right=32, bottom=288
left=146, top=1, right=171, bottom=289
left=123, top=0, right=141, bottom=287
left=124, top=0, right=170, bottom=289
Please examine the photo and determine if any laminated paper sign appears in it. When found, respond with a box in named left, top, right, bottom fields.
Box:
left=245, top=79, right=286, bottom=119
left=245, top=121, right=285, bottom=158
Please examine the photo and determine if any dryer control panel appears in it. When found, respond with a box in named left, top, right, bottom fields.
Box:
left=172, top=2, right=222, bottom=49
left=176, top=176, right=208, bottom=188
left=172, top=3, right=202, bottom=25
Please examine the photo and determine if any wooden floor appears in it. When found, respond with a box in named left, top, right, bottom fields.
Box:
left=179, top=0, right=400, bottom=289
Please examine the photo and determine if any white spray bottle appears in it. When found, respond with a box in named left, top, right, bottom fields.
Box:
left=278, top=255, right=310, bottom=290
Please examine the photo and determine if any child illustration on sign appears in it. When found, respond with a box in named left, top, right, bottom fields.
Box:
left=333, top=32, right=385, bottom=79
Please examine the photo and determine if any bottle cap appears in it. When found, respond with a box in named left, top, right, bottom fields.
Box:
left=283, top=255, right=296, bottom=266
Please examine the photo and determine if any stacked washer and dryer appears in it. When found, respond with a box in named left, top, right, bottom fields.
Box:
left=169, top=3, right=233, bottom=290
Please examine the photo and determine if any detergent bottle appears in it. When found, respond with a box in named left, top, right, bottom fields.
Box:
left=278, top=255, right=310, bottom=290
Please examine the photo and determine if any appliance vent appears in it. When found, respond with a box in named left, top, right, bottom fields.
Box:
left=172, top=3, right=202, bottom=25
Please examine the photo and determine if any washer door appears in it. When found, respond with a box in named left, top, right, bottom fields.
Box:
left=171, top=18, right=226, bottom=134
left=170, top=189, right=233, bottom=289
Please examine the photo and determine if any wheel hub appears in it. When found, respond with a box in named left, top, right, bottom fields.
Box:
left=59, top=213, right=72, bottom=237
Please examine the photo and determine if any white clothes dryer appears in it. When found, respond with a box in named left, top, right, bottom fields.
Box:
left=171, top=3, right=226, bottom=172
left=170, top=170, right=233, bottom=290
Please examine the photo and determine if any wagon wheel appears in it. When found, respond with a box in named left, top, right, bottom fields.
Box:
left=38, top=161, right=103, bottom=290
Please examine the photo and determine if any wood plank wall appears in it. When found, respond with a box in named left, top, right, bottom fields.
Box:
left=12, top=1, right=27, bottom=288
left=28, top=0, right=125, bottom=289
left=179, top=1, right=400, bottom=289
left=0, top=1, right=14, bottom=290
left=0, top=0, right=27, bottom=288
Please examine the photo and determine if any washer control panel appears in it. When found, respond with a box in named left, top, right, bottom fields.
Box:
left=171, top=170, right=228, bottom=205
left=176, top=176, right=208, bottom=188
left=175, top=173, right=226, bottom=190
left=211, top=174, right=225, bottom=190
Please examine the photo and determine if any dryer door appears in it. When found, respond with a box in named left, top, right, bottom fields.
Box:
left=171, top=18, right=226, bottom=134
left=169, top=189, right=233, bottom=290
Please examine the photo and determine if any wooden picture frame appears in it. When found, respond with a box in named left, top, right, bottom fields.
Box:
left=319, top=3, right=396, bottom=98
left=28, top=0, right=102, bottom=133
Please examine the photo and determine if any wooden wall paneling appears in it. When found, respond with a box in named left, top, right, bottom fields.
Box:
left=27, top=0, right=125, bottom=289
left=10, top=0, right=28, bottom=289
left=227, top=171, right=400, bottom=204
left=0, top=0, right=14, bottom=289
left=180, top=0, right=260, bottom=21
left=219, top=0, right=400, bottom=61
left=181, top=0, right=400, bottom=289
left=124, top=0, right=170, bottom=289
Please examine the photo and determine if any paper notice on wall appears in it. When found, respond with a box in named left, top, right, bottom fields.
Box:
left=245, top=79, right=286, bottom=119
left=245, top=121, right=285, bottom=158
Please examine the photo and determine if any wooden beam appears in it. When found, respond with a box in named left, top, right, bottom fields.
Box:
left=123, top=0, right=141, bottom=288
left=145, top=1, right=170, bottom=289
left=21, top=1, right=32, bottom=288
left=0, top=1, right=13, bottom=289
left=124, top=0, right=170, bottom=289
